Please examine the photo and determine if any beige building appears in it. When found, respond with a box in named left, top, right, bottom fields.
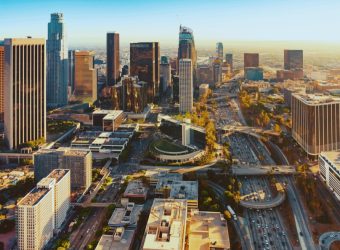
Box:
left=0, top=43, right=4, bottom=122
left=4, top=38, right=46, bottom=149
left=141, top=199, right=187, bottom=250
left=292, top=93, right=340, bottom=155
left=74, top=50, right=97, bottom=103
left=179, top=59, right=193, bottom=113
left=188, top=210, right=230, bottom=250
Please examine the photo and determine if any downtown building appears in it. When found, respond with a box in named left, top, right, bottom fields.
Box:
left=47, top=13, right=68, bottom=108
left=0, top=42, right=4, bottom=122
left=106, top=32, right=120, bottom=86
left=3, top=38, right=46, bottom=149
left=292, top=93, right=340, bottom=155
left=244, top=53, right=259, bottom=69
left=72, top=50, right=97, bottom=103
left=160, top=56, right=171, bottom=95
left=178, top=26, right=197, bottom=87
left=225, top=53, right=233, bottom=72
left=16, top=169, right=70, bottom=250
left=277, top=50, right=304, bottom=81
left=319, top=151, right=340, bottom=200
left=34, top=148, right=92, bottom=191
left=179, top=59, right=193, bottom=113
left=216, top=42, right=223, bottom=60
left=130, top=42, right=160, bottom=102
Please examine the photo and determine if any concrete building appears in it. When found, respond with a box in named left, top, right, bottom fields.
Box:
left=213, top=58, right=222, bottom=85
left=197, top=65, right=213, bottom=85
left=169, top=181, right=198, bottom=211
left=188, top=210, right=230, bottom=250
left=160, top=56, right=171, bottom=94
left=16, top=178, right=55, bottom=250
left=284, top=50, right=303, bottom=71
left=73, top=50, right=97, bottom=103
left=199, top=83, right=209, bottom=97
left=244, top=53, right=259, bottom=69
left=319, top=151, right=340, bottom=200
left=92, top=110, right=125, bottom=131
left=108, top=202, right=143, bottom=228
left=46, top=169, right=71, bottom=229
left=130, top=42, right=160, bottom=101
left=34, top=148, right=92, bottom=191
left=4, top=38, right=46, bottom=149
left=68, top=50, right=75, bottom=93
left=141, top=199, right=187, bottom=250
left=216, top=42, right=223, bottom=60
left=47, top=13, right=68, bottom=108
left=225, top=53, right=233, bottom=72
left=106, top=32, right=120, bottom=86
left=292, top=93, right=340, bottom=155
left=123, top=180, right=148, bottom=202
left=179, top=59, right=193, bottom=113
left=0, top=43, right=4, bottom=122
left=96, top=227, right=135, bottom=250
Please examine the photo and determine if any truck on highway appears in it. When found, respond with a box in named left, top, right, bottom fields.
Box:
left=227, top=205, right=237, bottom=221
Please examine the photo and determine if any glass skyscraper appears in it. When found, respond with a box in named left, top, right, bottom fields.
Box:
left=47, top=13, right=68, bottom=108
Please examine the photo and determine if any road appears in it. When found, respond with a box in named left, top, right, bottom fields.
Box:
left=319, top=232, right=340, bottom=250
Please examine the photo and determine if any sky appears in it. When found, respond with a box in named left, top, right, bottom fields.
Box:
left=1, top=0, right=340, bottom=48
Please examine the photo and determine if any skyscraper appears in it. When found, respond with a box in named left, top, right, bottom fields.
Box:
left=225, top=53, right=233, bottom=72
left=244, top=53, right=259, bottom=69
left=178, top=26, right=197, bottom=86
left=179, top=59, right=193, bottom=113
left=47, top=13, right=68, bottom=108
left=213, top=58, right=222, bottom=84
left=216, top=42, right=223, bottom=60
left=130, top=42, right=160, bottom=101
left=4, top=38, right=46, bottom=149
left=284, top=50, right=303, bottom=70
left=0, top=42, right=4, bottom=122
left=73, top=50, right=97, bottom=103
left=160, top=56, right=171, bottom=94
left=106, top=32, right=120, bottom=86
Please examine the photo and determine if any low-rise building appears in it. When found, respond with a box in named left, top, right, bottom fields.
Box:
left=141, top=199, right=187, bottom=250
left=123, top=180, right=148, bottom=202
left=96, top=227, right=135, bottom=250
left=92, top=110, right=125, bottom=131
left=169, top=181, right=198, bottom=211
left=188, top=210, right=230, bottom=250
left=319, top=151, right=340, bottom=200
left=108, top=202, right=143, bottom=228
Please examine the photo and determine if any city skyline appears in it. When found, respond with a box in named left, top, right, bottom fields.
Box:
left=1, top=0, right=340, bottom=48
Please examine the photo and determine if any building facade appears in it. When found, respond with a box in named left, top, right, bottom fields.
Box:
left=73, top=50, right=97, bottom=103
left=4, top=38, right=46, bottom=149
left=0, top=43, right=4, bottom=122
left=179, top=59, right=193, bottom=113
left=130, top=42, right=160, bottom=101
left=245, top=67, right=264, bottom=81
left=225, top=53, right=233, bottom=72
left=160, top=56, right=171, bottom=94
left=284, top=50, right=303, bottom=70
left=47, top=13, right=68, bottom=108
left=319, top=151, right=340, bottom=200
left=106, top=32, right=120, bottom=86
left=216, top=42, right=223, bottom=60
left=292, top=94, right=340, bottom=155
left=244, top=53, right=259, bottom=69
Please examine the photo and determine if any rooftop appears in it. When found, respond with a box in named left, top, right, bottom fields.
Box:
left=188, top=210, right=230, bottom=250
left=292, top=93, right=340, bottom=105
left=169, top=181, right=198, bottom=200
left=320, top=151, right=340, bottom=171
left=108, top=203, right=143, bottom=227
left=96, top=228, right=135, bottom=250
left=142, top=199, right=187, bottom=250
left=18, top=187, right=50, bottom=206
left=123, top=181, right=148, bottom=198
left=63, top=149, right=90, bottom=157
left=47, top=169, right=70, bottom=182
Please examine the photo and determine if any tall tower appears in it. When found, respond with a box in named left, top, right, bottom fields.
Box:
left=130, top=42, right=160, bottom=101
left=216, top=42, right=223, bottom=60
left=47, top=13, right=68, bottom=108
left=179, top=59, right=193, bottom=113
left=244, top=53, right=259, bottom=69
left=0, top=42, right=4, bottom=122
left=106, top=32, right=120, bottom=86
left=4, top=38, right=46, bottom=149
left=284, top=50, right=303, bottom=70
left=178, top=26, right=197, bottom=87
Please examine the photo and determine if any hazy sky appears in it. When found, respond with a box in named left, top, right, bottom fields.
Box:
left=1, top=0, right=340, bottom=48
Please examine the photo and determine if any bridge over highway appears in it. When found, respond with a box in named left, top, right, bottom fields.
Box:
left=240, top=192, right=286, bottom=209
left=220, top=125, right=280, bottom=138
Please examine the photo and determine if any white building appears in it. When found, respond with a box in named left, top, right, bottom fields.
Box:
left=199, top=83, right=209, bottom=97
left=16, top=178, right=55, bottom=250
left=179, top=59, right=193, bottom=113
left=319, top=151, right=340, bottom=200
left=141, top=199, right=187, bottom=250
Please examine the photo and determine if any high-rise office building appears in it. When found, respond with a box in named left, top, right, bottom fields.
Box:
left=106, top=32, right=120, bottom=86
left=284, top=50, right=303, bottom=70
left=4, top=38, right=46, bottom=149
left=17, top=169, right=71, bottom=249
left=47, top=13, right=68, bottom=108
left=68, top=50, right=75, bottom=94
left=130, top=42, right=160, bottom=101
left=34, top=148, right=92, bottom=191
left=225, top=53, right=233, bottom=72
left=73, top=50, right=97, bottom=103
left=160, top=56, right=171, bottom=94
left=179, top=59, right=193, bottom=113
left=0, top=42, right=4, bottom=122
left=216, top=42, right=223, bottom=60
left=245, top=67, right=264, bottom=81
left=319, top=151, right=340, bottom=200
left=292, top=93, right=340, bottom=155
left=178, top=26, right=197, bottom=86
left=244, top=53, right=259, bottom=69
left=213, top=58, right=222, bottom=84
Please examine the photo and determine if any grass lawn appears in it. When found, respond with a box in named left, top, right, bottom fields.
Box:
left=152, top=139, right=187, bottom=153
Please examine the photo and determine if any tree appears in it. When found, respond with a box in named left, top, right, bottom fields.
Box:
left=224, top=210, right=232, bottom=220
left=273, top=124, right=282, bottom=133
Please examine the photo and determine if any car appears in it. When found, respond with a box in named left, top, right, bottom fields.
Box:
left=299, top=232, right=303, bottom=236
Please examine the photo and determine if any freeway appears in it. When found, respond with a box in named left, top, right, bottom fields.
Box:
left=319, top=232, right=340, bottom=250
left=240, top=192, right=285, bottom=209
left=208, top=181, right=254, bottom=250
